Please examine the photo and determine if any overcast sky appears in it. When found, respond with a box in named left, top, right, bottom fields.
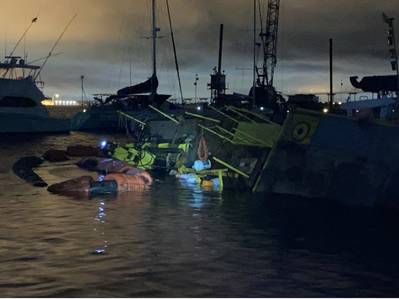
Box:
left=1, top=0, right=398, bottom=100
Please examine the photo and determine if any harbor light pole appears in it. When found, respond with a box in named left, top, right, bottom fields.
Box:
left=80, top=75, right=84, bottom=107
left=329, top=38, right=334, bottom=112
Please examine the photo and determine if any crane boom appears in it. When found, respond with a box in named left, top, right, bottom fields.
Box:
left=258, top=0, right=280, bottom=87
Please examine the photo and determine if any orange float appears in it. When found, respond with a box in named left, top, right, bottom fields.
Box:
left=197, top=136, right=209, bottom=161
left=104, top=173, right=152, bottom=192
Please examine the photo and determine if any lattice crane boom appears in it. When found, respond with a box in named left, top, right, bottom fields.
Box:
left=258, top=0, right=280, bottom=87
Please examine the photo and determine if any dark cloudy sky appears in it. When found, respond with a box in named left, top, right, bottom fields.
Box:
left=1, top=0, right=398, bottom=100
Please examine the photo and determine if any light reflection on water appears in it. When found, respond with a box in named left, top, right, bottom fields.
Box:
left=0, top=133, right=398, bottom=297
left=94, top=200, right=107, bottom=255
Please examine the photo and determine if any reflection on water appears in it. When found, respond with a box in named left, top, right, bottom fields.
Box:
left=0, top=132, right=398, bottom=297
left=94, top=200, right=108, bottom=255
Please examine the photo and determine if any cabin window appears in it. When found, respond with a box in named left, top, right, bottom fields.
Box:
left=0, top=96, right=37, bottom=107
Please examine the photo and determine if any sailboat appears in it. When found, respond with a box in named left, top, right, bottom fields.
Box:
left=71, top=0, right=171, bottom=132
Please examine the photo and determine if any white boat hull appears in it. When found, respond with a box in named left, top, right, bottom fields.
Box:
left=0, top=113, right=70, bottom=133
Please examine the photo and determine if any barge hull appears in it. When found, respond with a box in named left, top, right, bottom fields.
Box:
left=258, top=109, right=399, bottom=206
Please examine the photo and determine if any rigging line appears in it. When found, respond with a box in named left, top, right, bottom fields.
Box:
left=109, top=19, right=125, bottom=91
left=129, top=46, right=133, bottom=86
left=166, top=0, right=184, bottom=104
left=34, top=14, right=77, bottom=81
left=28, top=52, right=63, bottom=64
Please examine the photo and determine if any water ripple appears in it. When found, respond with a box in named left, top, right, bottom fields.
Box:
left=0, top=133, right=398, bottom=296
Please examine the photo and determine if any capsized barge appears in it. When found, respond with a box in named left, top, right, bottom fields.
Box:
left=118, top=104, right=281, bottom=190
left=119, top=104, right=399, bottom=207
left=255, top=108, right=399, bottom=207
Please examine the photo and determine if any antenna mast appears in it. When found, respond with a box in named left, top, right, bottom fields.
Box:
left=150, top=0, right=160, bottom=95
left=152, top=0, right=158, bottom=78
left=81, top=75, right=85, bottom=107
left=253, top=0, right=257, bottom=105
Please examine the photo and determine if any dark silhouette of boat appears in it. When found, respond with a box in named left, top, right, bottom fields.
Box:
left=72, top=1, right=170, bottom=132
left=350, top=75, right=398, bottom=93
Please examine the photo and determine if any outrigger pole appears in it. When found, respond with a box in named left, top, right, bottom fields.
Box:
left=34, top=14, right=77, bottom=81
left=2, top=16, right=38, bottom=78
left=9, top=16, right=38, bottom=58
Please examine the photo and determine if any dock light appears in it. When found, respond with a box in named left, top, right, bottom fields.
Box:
left=99, top=141, right=117, bottom=157
left=197, top=105, right=202, bottom=111
left=260, top=106, right=265, bottom=111
left=338, top=101, right=342, bottom=105
left=323, top=108, right=329, bottom=114
left=100, top=140, right=108, bottom=149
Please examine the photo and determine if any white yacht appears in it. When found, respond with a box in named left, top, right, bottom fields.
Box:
left=0, top=56, right=70, bottom=133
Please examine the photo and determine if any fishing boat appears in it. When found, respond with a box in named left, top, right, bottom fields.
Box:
left=0, top=15, right=78, bottom=134
left=0, top=56, right=70, bottom=133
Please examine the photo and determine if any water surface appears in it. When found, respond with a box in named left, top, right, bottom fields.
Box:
left=0, top=132, right=398, bottom=297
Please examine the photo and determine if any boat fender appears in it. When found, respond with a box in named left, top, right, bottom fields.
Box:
left=89, top=180, right=118, bottom=196
left=292, top=122, right=311, bottom=142
left=104, top=173, right=150, bottom=192
left=12, top=156, right=48, bottom=187
left=136, top=171, right=153, bottom=185
left=43, top=149, right=69, bottom=162
left=67, top=145, right=103, bottom=157
left=197, top=136, right=209, bottom=161
left=77, top=157, right=100, bottom=171
left=47, top=176, right=94, bottom=196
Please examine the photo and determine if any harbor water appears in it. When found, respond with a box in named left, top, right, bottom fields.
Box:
left=0, top=132, right=399, bottom=297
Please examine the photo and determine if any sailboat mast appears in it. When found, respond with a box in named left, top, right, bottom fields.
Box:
left=253, top=0, right=257, bottom=104
left=152, top=0, right=157, bottom=78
